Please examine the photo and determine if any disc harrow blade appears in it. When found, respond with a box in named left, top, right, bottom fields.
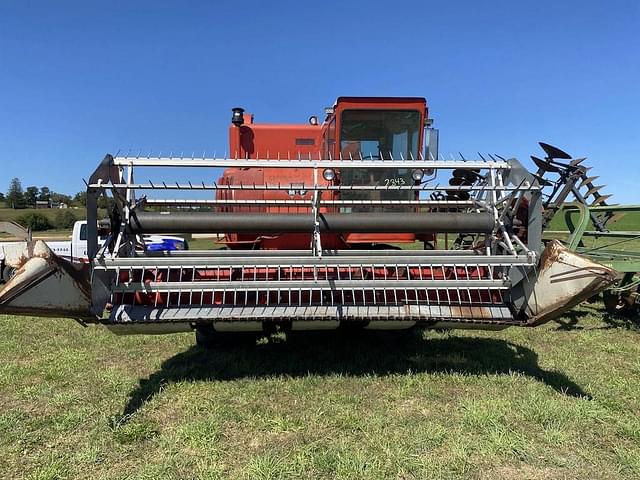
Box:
left=591, top=194, right=612, bottom=205
left=531, top=156, right=561, bottom=173
left=579, top=175, right=599, bottom=187
left=531, top=173, right=552, bottom=187
left=584, top=185, right=606, bottom=197
left=539, top=142, right=572, bottom=160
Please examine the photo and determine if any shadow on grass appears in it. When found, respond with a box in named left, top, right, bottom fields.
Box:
left=601, top=311, right=640, bottom=330
left=553, top=302, right=639, bottom=331
left=117, top=330, right=591, bottom=422
left=553, top=309, right=590, bottom=331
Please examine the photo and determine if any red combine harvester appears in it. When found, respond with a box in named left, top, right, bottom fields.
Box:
left=0, top=97, right=618, bottom=346
left=218, top=97, right=436, bottom=251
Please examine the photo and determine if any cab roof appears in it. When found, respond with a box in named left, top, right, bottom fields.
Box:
left=336, top=96, right=426, bottom=105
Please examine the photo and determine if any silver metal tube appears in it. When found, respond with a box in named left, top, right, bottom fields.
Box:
left=93, top=254, right=534, bottom=269
left=113, top=156, right=511, bottom=170
left=111, top=278, right=509, bottom=292
left=144, top=199, right=477, bottom=206
left=88, top=182, right=540, bottom=192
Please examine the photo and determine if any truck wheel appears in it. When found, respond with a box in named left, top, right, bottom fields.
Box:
left=195, top=326, right=258, bottom=349
left=2, top=266, right=15, bottom=283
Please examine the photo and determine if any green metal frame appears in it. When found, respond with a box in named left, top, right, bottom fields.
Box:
left=545, top=203, right=640, bottom=293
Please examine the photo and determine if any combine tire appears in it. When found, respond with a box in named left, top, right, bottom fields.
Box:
left=195, top=326, right=258, bottom=349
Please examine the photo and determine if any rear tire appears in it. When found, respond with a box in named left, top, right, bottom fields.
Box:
left=195, top=327, right=217, bottom=349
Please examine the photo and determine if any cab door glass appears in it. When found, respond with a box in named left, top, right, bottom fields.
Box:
left=339, top=110, right=420, bottom=211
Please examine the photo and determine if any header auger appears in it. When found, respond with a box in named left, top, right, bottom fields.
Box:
left=0, top=97, right=619, bottom=344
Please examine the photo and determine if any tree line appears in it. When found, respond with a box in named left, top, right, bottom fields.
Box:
left=3, top=177, right=86, bottom=209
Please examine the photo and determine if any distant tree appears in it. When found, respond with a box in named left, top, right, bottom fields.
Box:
left=73, top=191, right=87, bottom=207
left=6, top=177, right=26, bottom=209
left=15, top=212, right=53, bottom=231
left=24, top=186, right=40, bottom=207
left=50, top=192, right=72, bottom=205
left=38, top=186, right=51, bottom=202
left=97, top=195, right=113, bottom=210
left=54, top=210, right=77, bottom=229
left=0, top=192, right=5, bottom=203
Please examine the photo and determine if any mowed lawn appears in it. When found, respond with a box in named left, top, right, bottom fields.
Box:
left=1, top=305, right=640, bottom=479
left=2, top=206, right=639, bottom=479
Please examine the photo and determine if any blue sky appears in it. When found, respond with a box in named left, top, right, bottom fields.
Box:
left=1, top=0, right=638, bottom=202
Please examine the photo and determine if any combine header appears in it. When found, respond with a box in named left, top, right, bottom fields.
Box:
left=0, top=97, right=618, bottom=343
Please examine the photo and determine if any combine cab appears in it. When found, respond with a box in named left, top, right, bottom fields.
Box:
left=0, top=97, right=619, bottom=342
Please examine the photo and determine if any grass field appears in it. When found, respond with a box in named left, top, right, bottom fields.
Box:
left=547, top=208, right=640, bottom=233
left=0, top=208, right=86, bottom=240
left=2, top=207, right=639, bottom=479
left=1, top=304, right=640, bottom=480
left=545, top=208, right=640, bottom=254
left=0, top=207, right=87, bottom=223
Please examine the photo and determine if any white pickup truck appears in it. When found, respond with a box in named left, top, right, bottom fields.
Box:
left=0, top=220, right=187, bottom=282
